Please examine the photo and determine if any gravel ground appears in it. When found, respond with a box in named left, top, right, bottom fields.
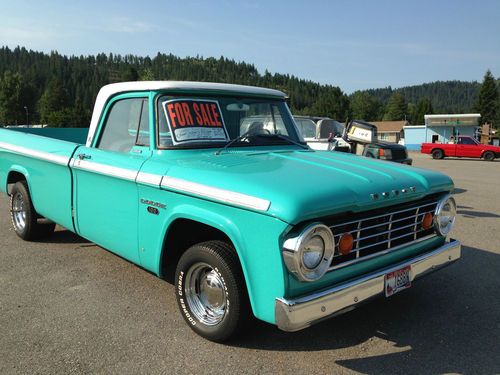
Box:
left=0, top=152, right=499, bottom=374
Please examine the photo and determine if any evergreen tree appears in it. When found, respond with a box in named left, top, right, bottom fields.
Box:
left=474, top=70, right=499, bottom=127
left=350, top=91, right=381, bottom=121
left=0, top=71, right=35, bottom=125
left=38, top=79, right=72, bottom=126
left=383, top=91, right=407, bottom=121
left=122, top=66, right=139, bottom=81
left=411, top=97, right=433, bottom=125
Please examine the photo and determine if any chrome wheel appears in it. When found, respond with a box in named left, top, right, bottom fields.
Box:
left=11, top=192, right=27, bottom=231
left=185, top=262, right=227, bottom=325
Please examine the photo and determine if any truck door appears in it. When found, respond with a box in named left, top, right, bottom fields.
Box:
left=456, top=136, right=480, bottom=158
left=70, top=94, right=151, bottom=263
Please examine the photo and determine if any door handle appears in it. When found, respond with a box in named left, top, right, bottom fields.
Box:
left=77, top=153, right=92, bottom=160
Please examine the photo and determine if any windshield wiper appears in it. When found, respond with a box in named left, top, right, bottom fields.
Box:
left=215, top=132, right=310, bottom=156
left=215, top=130, right=253, bottom=155
left=255, top=133, right=310, bottom=150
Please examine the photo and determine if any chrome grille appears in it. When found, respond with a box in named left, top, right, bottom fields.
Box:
left=328, top=199, right=438, bottom=270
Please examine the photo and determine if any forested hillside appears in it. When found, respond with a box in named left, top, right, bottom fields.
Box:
left=0, top=46, right=495, bottom=127
left=363, top=81, right=481, bottom=114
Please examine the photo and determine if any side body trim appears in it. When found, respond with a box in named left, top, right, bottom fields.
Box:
left=136, top=171, right=163, bottom=187
left=161, top=176, right=271, bottom=212
left=69, top=159, right=270, bottom=211
left=70, top=159, right=137, bottom=181
left=0, top=141, right=70, bottom=166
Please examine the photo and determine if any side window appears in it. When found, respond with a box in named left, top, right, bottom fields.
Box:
left=98, top=98, right=149, bottom=152
left=459, top=137, right=475, bottom=145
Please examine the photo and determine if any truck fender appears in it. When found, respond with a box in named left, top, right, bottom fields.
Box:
left=158, top=204, right=258, bottom=311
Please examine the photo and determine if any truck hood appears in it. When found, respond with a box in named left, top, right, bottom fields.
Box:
left=162, top=148, right=454, bottom=224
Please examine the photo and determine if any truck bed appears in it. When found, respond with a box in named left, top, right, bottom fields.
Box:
left=0, top=128, right=87, bottom=231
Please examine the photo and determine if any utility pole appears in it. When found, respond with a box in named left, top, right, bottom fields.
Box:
left=24, top=106, right=29, bottom=127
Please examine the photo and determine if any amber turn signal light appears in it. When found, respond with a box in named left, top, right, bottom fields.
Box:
left=422, top=212, right=433, bottom=229
left=339, top=233, right=354, bottom=255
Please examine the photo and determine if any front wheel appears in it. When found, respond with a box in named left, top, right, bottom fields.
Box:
left=483, top=151, right=495, bottom=161
left=175, top=241, right=248, bottom=342
left=10, top=181, right=55, bottom=241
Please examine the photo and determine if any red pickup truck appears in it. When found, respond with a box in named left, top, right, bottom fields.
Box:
left=421, top=136, right=500, bottom=161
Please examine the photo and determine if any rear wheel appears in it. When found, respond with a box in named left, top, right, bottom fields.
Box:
left=483, top=151, right=495, bottom=161
left=431, top=149, right=444, bottom=159
left=10, top=181, right=55, bottom=241
left=175, top=241, right=248, bottom=342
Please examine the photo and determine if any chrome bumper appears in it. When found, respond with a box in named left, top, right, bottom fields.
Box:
left=275, top=239, right=461, bottom=332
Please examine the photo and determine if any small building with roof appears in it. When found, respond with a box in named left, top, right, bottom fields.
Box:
left=370, top=121, right=408, bottom=143
left=403, top=113, right=481, bottom=150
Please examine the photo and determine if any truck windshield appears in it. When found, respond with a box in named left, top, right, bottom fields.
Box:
left=156, top=95, right=303, bottom=148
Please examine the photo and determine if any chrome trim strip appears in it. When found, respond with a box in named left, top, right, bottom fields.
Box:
left=136, top=171, right=163, bottom=187
left=71, top=159, right=137, bottom=181
left=328, top=234, right=437, bottom=271
left=161, top=176, right=271, bottom=212
left=275, top=239, right=461, bottom=332
left=0, top=141, right=69, bottom=166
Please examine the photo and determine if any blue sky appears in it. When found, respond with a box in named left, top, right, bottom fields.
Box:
left=1, top=0, right=499, bottom=93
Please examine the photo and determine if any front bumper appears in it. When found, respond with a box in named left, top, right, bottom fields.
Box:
left=275, top=239, right=461, bottom=332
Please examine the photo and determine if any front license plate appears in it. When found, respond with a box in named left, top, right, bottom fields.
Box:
left=385, top=265, right=412, bottom=297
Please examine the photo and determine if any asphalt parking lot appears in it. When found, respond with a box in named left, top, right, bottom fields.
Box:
left=0, top=152, right=499, bottom=374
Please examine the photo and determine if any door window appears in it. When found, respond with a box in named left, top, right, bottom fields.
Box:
left=98, top=98, right=149, bottom=152
left=458, top=137, right=477, bottom=145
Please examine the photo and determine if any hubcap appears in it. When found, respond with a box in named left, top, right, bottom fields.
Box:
left=185, top=262, right=227, bottom=325
left=12, top=192, right=27, bottom=230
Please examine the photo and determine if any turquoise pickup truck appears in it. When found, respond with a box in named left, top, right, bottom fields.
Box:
left=0, top=81, right=460, bottom=342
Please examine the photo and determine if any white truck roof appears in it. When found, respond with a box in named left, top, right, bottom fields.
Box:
left=87, top=81, right=287, bottom=146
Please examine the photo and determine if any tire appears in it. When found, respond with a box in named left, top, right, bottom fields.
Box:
left=175, top=240, right=248, bottom=342
left=483, top=151, right=495, bottom=161
left=10, top=181, right=55, bottom=241
left=431, top=149, right=444, bottom=159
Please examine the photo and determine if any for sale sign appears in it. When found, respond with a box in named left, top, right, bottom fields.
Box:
left=162, top=99, right=229, bottom=145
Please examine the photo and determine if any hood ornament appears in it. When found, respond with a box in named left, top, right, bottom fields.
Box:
left=371, top=186, right=417, bottom=200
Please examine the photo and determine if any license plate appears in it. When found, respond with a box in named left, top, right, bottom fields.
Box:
left=385, top=265, right=412, bottom=297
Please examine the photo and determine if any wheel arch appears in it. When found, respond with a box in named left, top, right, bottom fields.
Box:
left=6, top=166, right=30, bottom=195
left=158, top=207, right=256, bottom=312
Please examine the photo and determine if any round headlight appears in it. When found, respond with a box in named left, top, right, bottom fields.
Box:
left=434, top=195, right=456, bottom=236
left=282, top=223, right=334, bottom=282
left=302, top=235, right=325, bottom=269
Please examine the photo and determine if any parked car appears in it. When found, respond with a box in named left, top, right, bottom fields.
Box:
left=345, top=120, right=412, bottom=165
left=0, top=81, right=460, bottom=342
left=364, top=142, right=413, bottom=164
left=421, top=135, right=500, bottom=161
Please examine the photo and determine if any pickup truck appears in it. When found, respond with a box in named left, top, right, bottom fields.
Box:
left=0, top=81, right=461, bottom=342
left=421, top=135, right=500, bottom=161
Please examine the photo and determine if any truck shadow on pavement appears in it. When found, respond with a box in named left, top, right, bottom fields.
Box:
left=457, top=209, right=500, bottom=218
left=234, top=245, right=500, bottom=374
left=38, top=228, right=90, bottom=244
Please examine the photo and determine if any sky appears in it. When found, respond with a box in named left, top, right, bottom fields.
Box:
left=1, top=0, right=499, bottom=93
